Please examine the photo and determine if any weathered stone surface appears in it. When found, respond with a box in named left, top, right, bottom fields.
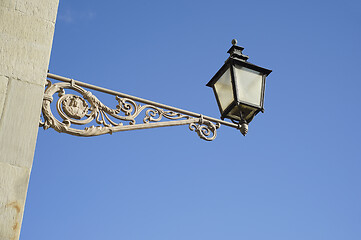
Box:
left=0, top=0, right=15, bottom=10
left=0, top=75, right=9, bottom=119
left=15, top=0, right=59, bottom=23
left=0, top=6, right=56, bottom=86
left=0, top=78, right=44, bottom=169
left=0, top=0, right=59, bottom=239
left=0, top=162, right=30, bottom=240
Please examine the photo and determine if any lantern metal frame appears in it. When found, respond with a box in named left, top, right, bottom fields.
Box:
left=206, top=42, right=272, bottom=126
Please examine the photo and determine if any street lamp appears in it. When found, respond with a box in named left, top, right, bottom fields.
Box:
left=41, top=40, right=271, bottom=140
left=206, top=39, right=272, bottom=135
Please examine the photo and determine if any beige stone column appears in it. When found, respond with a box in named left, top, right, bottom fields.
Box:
left=0, top=0, right=59, bottom=239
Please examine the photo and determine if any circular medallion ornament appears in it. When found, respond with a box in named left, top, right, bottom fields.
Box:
left=62, top=95, right=89, bottom=119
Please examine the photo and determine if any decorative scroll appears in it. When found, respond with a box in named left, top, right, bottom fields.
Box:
left=40, top=80, right=220, bottom=141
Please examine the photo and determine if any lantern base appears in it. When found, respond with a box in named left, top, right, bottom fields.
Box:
left=222, top=103, right=260, bottom=124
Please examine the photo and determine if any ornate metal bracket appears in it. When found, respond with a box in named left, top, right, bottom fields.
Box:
left=40, top=74, right=244, bottom=141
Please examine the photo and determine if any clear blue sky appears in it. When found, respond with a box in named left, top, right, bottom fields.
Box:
left=22, top=0, right=361, bottom=239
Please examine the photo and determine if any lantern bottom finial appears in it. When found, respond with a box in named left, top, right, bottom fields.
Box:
left=239, top=123, right=248, bottom=136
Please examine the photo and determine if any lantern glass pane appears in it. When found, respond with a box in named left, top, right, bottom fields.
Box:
left=214, top=68, right=234, bottom=111
left=233, top=65, right=263, bottom=107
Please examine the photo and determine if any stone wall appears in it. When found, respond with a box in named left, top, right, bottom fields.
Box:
left=0, top=0, right=59, bottom=239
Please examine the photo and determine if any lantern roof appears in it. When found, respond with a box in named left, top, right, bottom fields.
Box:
left=206, top=47, right=272, bottom=88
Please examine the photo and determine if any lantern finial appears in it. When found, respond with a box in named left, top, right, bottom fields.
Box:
left=227, top=40, right=249, bottom=61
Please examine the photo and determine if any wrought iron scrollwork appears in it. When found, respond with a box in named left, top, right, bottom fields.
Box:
left=40, top=80, right=221, bottom=141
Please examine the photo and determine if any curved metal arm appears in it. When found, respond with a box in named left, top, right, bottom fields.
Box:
left=40, top=73, right=244, bottom=141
